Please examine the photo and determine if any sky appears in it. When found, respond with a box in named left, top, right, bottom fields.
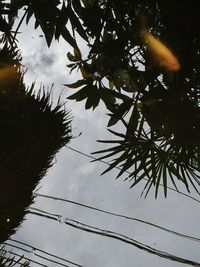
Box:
left=4, top=14, right=200, bottom=267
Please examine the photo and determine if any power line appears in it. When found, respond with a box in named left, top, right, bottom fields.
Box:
left=0, top=248, right=47, bottom=267
left=7, top=239, right=83, bottom=267
left=0, top=249, right=30, bottom=267
left=66, top=146, right=200, bottom=204
left=4, top=241, right=83, bottom=267
left=66, top=146, right=200, bottom=203
left=28, top=207, right=200, bottom=267
left=34, top=192, right=200, bottom=243
left=3, top=243, right=30, bottom=254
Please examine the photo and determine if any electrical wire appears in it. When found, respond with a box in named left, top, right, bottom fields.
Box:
left=66, top=146, right=200, bottom=204
left=4, top=242, right=83, bottom=267
left=34, top=192, right=200, bottom=243
left=0, top=248, right=47, bottom=267
left=28, top=207, right=200, bottom=267
left=7, top=239, right=83, bottom=267
left=0, top=249, right=30, bottom=267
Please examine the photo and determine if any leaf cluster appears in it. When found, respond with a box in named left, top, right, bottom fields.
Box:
left=64, top=1, right=200, bottom=196
left=2, top=1, right=200, bottom=196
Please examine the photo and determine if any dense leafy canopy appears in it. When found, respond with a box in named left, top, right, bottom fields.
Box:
left=1, top=0, right=200, bottom=197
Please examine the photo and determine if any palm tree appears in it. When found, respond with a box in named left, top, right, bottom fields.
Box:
left=0, top=46, right=72, bottom=244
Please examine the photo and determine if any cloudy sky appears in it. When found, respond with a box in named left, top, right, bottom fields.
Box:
left=5, top=14, right=200, bottom=267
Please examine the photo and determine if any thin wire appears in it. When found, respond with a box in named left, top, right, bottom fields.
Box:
left=29, top=207, right=200, bottom=267
left=1, top=252, right=26, bottom=266
left=7, top=239, right=83, bottom=267
left=0, top=248, right=47, bottom=267
left=34, top=192, right=200, bottom=243
left=66, top=145, right=200, bottom=204
left=4, top=242, right=82, bottom=267
left=3, top=243, right=30, bottom=253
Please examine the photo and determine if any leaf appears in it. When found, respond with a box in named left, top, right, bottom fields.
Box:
left=92, top=87, right=101, bottom=110
left=116, top=150, right=137, bottom=178
left=43, top=23, right=55, bottom=47
left=101, top=150, right=130, bottom=175
left=107, top=101, right=132, bottom=127
left=69, top=64, right=78, bottom=73
left=162, top=163, right=167, bottom=197
left=61, top=27, right=77, bottom=48
left=74, top=47, right=82, bottom=59
left=55, top=1, right=69, bottom=39
left=69, top=7, right=88, bottom=41
left=130, top=163, right=152, bottom=188
left=80, top=65, right=93, bottom=79
left=126, top=105, right=140, bottom=134
left=67, top=52, right=77, bottom=61
left=85, top=85, right=100, bottom=110
left=107, top=115, right=120, bottom=127
left=109, top=79, right=114, bottom=90
left=155, top=162, right=163, bottom=198
left=81, top=0, right=96, bottom=8
left=67, top=85, right=91, bottom=101
left=100, top=87, right=116, bottom=110
left=64, top=79, right=87, bottom=88
left=0, top=17, right=11, bottom=32
left=26, top=3, right=35, bottom=24
left=72, top=0, right=84, bottom=15
left=66, top=63, right=76, bottom=68
left=107, top=129, right=126, bottom=138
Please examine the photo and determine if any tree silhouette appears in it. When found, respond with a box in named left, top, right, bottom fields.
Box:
left=1, top=0, right=200, bottom=196
left=0, top=45, right=72, bottom=245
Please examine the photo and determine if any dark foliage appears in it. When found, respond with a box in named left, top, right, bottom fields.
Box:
left=66, top=0, right=200, bottom=196
left=0, top=46, right=72, bottom=244
left=1, top=0, right=200, bottom=196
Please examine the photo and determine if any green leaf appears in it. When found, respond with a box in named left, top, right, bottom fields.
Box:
left=67, top=52, right=76, bottom=61
left=74, top=47, right=82, bottom=59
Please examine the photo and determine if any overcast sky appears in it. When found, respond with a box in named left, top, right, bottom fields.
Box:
left=5, top=16, right=200, bottom=267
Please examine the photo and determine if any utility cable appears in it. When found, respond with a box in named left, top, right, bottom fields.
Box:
left=7, top=239, right=83, bottom=267
left=28, top=207, right=200, bottom=267
left=0, top=248, right=47, bottom=267
left=66, top=145, right=200, bottom=204
left=34, top=192, right=200, bottom=243
left=4, top=242, right=82, bottom=267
